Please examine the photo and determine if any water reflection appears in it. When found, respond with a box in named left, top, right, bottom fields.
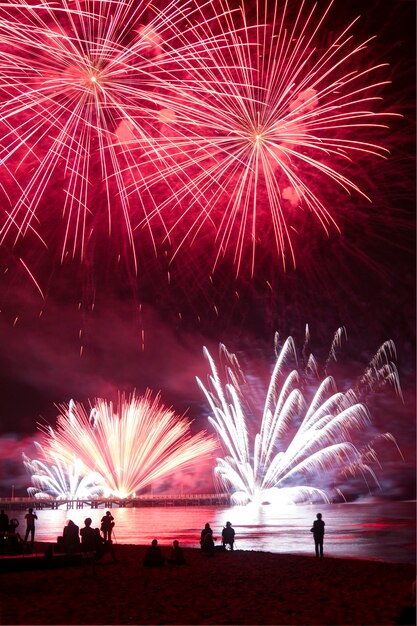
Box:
left=6, top=500, right=415, bottom=564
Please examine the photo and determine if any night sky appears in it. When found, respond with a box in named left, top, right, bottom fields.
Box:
left=0, top=0, right=414, bottom=498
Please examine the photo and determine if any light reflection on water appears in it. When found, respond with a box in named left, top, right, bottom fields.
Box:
left=7, top=500, right=415, bottom=564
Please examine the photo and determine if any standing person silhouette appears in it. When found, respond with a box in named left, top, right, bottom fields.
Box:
left=310, top=512, right=325, bottom=558
left=24, top=508, right=38, bottom=546
left=100, top=511, right=115, bottom=542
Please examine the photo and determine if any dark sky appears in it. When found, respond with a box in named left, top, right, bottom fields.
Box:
left=0, top=0, right=414, bottom=497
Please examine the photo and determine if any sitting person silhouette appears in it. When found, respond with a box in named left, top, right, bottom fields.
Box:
left=200, top=523, right=215, bottom=555
left=6, top=518, right=21, bottom=554
left=168, top=539, right=186, bottom=565
left=80, top=518, right=98, bottom=575
left=94, top=528, right=117, bottom=563
left=143, top=539, right=165, bottom=567
left=222, top=521, right=235, bottom=551
left=9, top=518, right=19, bottom=534
left=63, top=520, right=80, bottom=553
left=200, top=523, right=214, bottom=550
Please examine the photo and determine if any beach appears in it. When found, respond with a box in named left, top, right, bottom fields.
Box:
left=0, top=544, right=415, bottom=625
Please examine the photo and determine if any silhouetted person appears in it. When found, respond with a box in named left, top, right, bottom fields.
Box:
left=7, top=518, right=21, bottom=554
left=80, top=517, right=97, bottom=575
left=63, top=519, right=80, bottom=553
left=200, top=523, right=213, bottom=550
left=91, top=528, right=106, bottom=561
left=222, top=521, right=235, bottom=551
left=24, top=508, right=38, bottom=546
left=200, top=523, right=215, bottom=555
left=100, top=510, right=115, bottom=541
left=143, top=539, right=165, bottom=567
left=310, top=512, right=325, bottom=558
left=168, top=540, right=186, bottom=565
left=94, top=528, right=117, bottom=563
left=0, top=510, right=9, bottom=533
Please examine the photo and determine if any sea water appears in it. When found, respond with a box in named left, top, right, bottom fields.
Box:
left=4, top=500, right=415, bottom=563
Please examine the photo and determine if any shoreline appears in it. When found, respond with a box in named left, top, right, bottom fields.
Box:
left=14, top=540, right=417, bottom=563
left=0, top=543, right=415, bottom=625
left=3, top=499, right=414, bottom=566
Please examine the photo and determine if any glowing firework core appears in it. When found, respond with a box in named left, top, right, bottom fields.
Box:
left=197, top=329, right=402, bottom=505
left=25, top=391, right=217, bottom=499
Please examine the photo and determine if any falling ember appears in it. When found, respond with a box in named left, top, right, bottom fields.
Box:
left=25, top=391, right=217, bottom=499
left=197, top=328, right=402, bottom=505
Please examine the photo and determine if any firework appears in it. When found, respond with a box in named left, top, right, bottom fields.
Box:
left=136, top=0, right=399, bottom=274
left=26, top=391, right=217, bottom=499
left=197, top=328, right=402, bottom=505
left=0, top=1, right=400, bottom=280
left=23, top=454, right=104, bottom=500
left=0, top=0, right=235, bottom=270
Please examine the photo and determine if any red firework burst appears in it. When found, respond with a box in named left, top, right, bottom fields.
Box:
left=0, top=0, right=410, bottom=292
left=133, top=0, right=401, bottom=274
left=0, top=0, right=235, bottom=272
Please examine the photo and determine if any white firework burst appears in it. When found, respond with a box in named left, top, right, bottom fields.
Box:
left=197, top=328, right=402, bottom=505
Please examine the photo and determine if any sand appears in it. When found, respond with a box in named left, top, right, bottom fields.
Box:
left=0, top=543, right=415, bottom=625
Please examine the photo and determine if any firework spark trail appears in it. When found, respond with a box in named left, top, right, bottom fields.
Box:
left=0, top=0, right=239, bottom=269
left=359, top=340, right=403, bottom=400
left=0, top=0, right=404, bottom=283
left=197, top=329, right=402, bottom=505
left=25, top=390, right=217, bottom=499
left=133, top=0, right=401, bottom=274
left=23, top=454, right=104, bottom=500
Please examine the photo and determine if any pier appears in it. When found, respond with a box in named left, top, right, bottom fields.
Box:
left=0, top=493, right=231, bottom=510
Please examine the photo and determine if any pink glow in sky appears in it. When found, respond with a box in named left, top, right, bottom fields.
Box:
left=0, top=0, right=414, bottom=499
